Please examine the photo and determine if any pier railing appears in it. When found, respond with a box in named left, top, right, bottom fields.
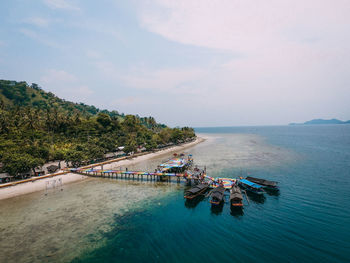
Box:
left=71, top=168, right=190, bottom=183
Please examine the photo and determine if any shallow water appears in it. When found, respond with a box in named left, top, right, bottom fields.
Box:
left=1, top=125, right=350, bottom=263
left=0, top=176, right=177, bottom=263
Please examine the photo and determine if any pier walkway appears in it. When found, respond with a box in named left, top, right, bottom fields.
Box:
left=70, top=168, right=189, bottom=183
left=70, top=154, right=197, bottom=183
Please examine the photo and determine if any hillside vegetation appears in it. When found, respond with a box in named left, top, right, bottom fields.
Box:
left=0, top=80, right=195, bottom=176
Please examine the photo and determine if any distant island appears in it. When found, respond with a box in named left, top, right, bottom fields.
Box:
left=289, top=118, right=350, bottom=125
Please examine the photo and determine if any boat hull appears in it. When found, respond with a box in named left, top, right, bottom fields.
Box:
left=238, top=181, right=264, bottom=195
left=230, top=186, right=243, bottom=207
left=231, top=202, right=243, bottom=207
left=184, top=184, right=209, bottom=200
left=210, top=201, right=222, bottom=205
left=210, top=186, right=226, bottom=205
left=246, top=176, right=279, bottom=191
left=184, top=186, right=208, bottom=199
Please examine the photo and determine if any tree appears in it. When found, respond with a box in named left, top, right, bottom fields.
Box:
left=0, top=79, right=197, bottom=173
left=97, top=113, right=111, bottom=128
left=171, top=128, right=184, bottom=143
left=159, top=128, right=172, bottom=143
left=2, top=152, right=44, bottom=177
left=52, top=148, right=67, bottom=168
left=123, top=115, right=140, bottom=133
left=145, top=138, right=157, bottom=151
left=124, top=136, right=137, bottom=154
left=65, top=148, right=86, bottom=167
left=86, top=144, right=104, bottom=160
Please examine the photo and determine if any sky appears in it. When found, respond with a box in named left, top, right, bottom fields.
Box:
left=0, top=0, right=349, bottom=127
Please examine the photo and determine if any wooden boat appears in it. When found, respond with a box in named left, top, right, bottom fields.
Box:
left=230, top=184, right=243, bottom=207
left=184, top=183, right=209, bottom=199
left=246, top=176, right=279, bottom=190
left=210, top=186, right=226, bottom=205
left=238, top=179, right=264, bottom=195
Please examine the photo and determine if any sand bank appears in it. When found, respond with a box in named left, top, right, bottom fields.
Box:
left=0, top=137, right=204, bottom=201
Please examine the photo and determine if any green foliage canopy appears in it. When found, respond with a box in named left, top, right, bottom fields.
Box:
left=0, top=80, right=196, bottom=175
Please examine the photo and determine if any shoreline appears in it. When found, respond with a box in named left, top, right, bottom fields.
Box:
left=0, top=137, right=204, bottom=201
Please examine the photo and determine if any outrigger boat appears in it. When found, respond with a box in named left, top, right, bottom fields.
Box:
left=210, top=186, right=226, bottom=205
left=230, top=184, right=243, bottom=207
left=184, top=183, right=209, bottom=199
left=238, top=179, right=264, bottom=195
left=246, top=176, right=279, bottom=191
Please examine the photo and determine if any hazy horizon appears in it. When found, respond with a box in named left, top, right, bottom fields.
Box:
left=1, top=0, right=349, bottom=127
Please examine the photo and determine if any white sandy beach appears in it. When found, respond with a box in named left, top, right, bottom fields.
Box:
left=0, top=137, right=204, bottom=201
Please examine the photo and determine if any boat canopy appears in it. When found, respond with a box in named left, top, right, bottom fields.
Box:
left=230, top=192, right=243, bottom=201
left=159, top=157, right=187, bottom=168
left=246, top=176, right=278, bottom=187
left=211, top=186, right=225, bottom=200
left=240, top=179, right=263, bottom=189
left=187, top=184, right=207, bottom=194
left=231, top=185, right=241, bottom=195
left=230, top=185, right=243, bottom=200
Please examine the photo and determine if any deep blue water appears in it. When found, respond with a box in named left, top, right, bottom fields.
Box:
left=73, top=125, right=350, bottom=263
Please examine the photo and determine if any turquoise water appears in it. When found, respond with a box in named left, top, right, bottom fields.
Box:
left=72, top=125, right=350, bottom=263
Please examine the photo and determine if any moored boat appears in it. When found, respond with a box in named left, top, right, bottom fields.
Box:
left=246, top=176, right=279, bottom=191
left=230, top=184, right=243, bottom=207
left=210, top=186, right=226, bottom=205
left=184, top=183, right=209, bottom=199
left=238, top=179, right=264, bottom=195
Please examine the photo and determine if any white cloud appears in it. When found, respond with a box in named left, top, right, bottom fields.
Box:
left=137, top=0, right=350, bottom=80
left=113, top=96, right=141, bottom=107
left=139, top=0, right=350, bottom=53
left=69, top=85, right=94, bottom=96
left=25, top=17, right=50, bottom=27
left=85, top=49, right=101, bottom=59
left=92, top=58, right=206, bottom=95
left=19, top=28, right=65, bottom=49
left=131, top=0, right=350, bottom=125
left=40, top=69, right=93, bottom=102
left=121, top=67, right=204, bottom=94
left=41, top=69, right=77, bottom=83
left=43, top=0, right=80, bottom=11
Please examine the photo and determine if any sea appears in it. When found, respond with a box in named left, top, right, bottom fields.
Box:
left=0, top=125, right=349, bottom=263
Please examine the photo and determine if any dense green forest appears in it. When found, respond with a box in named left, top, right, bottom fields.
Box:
left=0, top=80, right=196, bottom=176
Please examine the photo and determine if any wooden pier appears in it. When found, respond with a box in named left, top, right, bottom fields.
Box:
left=69, top=154, right=196, bottom=184
left=70, top=168, right=187, bottom=183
